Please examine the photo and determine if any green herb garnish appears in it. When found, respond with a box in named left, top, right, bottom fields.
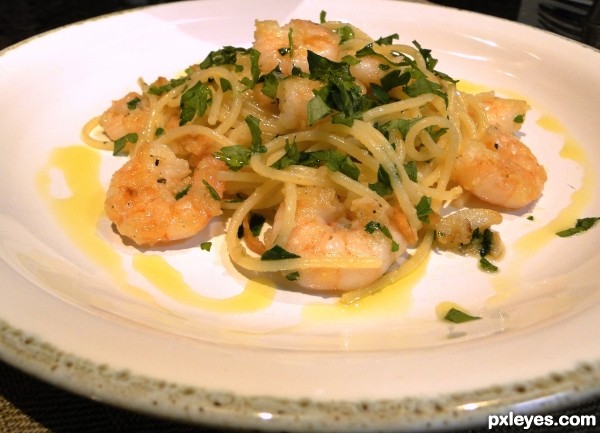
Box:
left=405, top=69, right=448, bottom=106
left=307, top=93, right=333, bottom=125
left=200, top=242, right=212, bottom=252
left=175, top=184, right=191, bottom=200
left=319, top=10, right=327, bottom=23
left=249, top=213, right=266, bottom=237
left=148, top=77, right=187, bottom=96
left=556, top=217, right=600, bottom=237
left=368, top=165, right=393, bottom=197
left=271, top=141, right=360, bottom=181
left=364, top=221, right=400, bottom=252
left=479, top=257, right=499, bottom=272
left=306, top=50, right=371, bottom=126
left=335, top=25, right=355, bottom=44
left=375, top=34, right=399, bottom=45
left=213, top=145, right=252, bottom=171
left=261, top=245, right=301, bottom=261
left=285, top=271, right=300, bottom=281
left=179, top=81, right=212, bottom=125
left=245, top=115, right=266, bottom=153
left=416, top=196, right=432, bottom=223
left=202, top=179, right=220, bottom=201
left=260, top=67, right=283, bottom=99
left=302, top=149, right=360, bottom=180
left=470, top=228, right=494, bottom=257
left=126, top=97, right=141, bottom=110
left=113, top=132, right=138, bottom=156
left=380, top=69, right=411, bottom=92
left=444, top=307, right=481, bottom=324
left=220, top=77, right=233, bottom=92
left=270, top=139, right=301, bottom=170
left=199, top=46, right=247, bottom=69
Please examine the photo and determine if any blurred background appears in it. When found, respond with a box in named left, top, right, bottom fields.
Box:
left=0, top=0, right=598, bottom=50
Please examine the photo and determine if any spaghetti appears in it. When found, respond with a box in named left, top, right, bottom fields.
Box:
left=84, top=16, right=546, bottom=299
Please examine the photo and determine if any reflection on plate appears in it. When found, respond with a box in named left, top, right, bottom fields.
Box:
left=1, top=0, right=600, bottom=431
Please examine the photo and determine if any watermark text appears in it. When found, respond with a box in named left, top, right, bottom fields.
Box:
left=488, top=412, right=596, bottom=430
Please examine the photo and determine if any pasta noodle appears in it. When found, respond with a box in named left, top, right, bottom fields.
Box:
left=86, top=16, right=546, bottom=300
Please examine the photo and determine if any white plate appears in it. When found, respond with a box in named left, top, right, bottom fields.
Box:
left=1, top=0, right=600, bottom=431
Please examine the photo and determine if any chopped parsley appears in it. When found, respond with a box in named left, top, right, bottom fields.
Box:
left=462, top=227, right=499, bottom=272
left=287, top=28, right=295, bottom=59
left=302, top=149, right=360, bottom=180
left=479, top=257, right=499, bottom=273
left=405, top=68, right=448, bottom=105
left=213, top=145, right=252, bottom=171
left=556, top=217, right=600, bottom=237
left=380, top=69, right=411, bottom=91
left=260, top=67, right=283, bottom=99
left=270, top=139, right=301, bottom=170
left=444, top=307, right=481, bottom=324
left=307, top=92, right=333, bottom=125
left=199, top=46, right=247, bottom=70
left=471, top=227, right=494, bottom=257
left=148, top=77, right=187, bottom=96
left=179, top=81, right=212, bottom=125
left=364, top=221, right=400, bottom=252
left=319, top=10, right=327, bottom=23
left=514, top=114, right=525, bottom=124
left=126, top=97, right=141, bottom=110
left=211, top=116, right=266, bottom=172
left=270, top=140, right=360, bottom=181
left=245, top=115, right=266, bottom=153
left=368, top=165, right=393, bottom=197
left=220, top=77, right=233, bottom=92
left=334, top=25, right=355, bottom=44
left=306, top=50, right=371, bottom=126
left=403, top=161, right=418, bottom=183
left=198, top=46, right=260, bottom=88
left=241, top=213, right=266, bottom=237
left=175, top=184, right=191, bottom=200
left=261, top=245, right=301, bottom=261
left=416, top=196, right=432, bottom=223
left=375, top=34, right=400, bottom=45
left=412, top=40, right=457, bottom=83
left=202, top=179, right=220, bottom=201
left=236, top=214, right=265, bottom=239
left=113, top=132, right=138, bottom=156
left=200, top=242, right=212, bottom=252
left=285, top=271, right=300, bottom=281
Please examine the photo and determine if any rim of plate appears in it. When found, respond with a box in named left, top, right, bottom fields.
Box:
left=3, top=318, right=600, bottom=432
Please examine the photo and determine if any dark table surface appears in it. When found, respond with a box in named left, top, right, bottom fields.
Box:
left=1, top=0, right=600, bottom=432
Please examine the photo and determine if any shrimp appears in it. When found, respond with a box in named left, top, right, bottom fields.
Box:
left=265, top=186, right=406, bottom=292
left=452, top=95, right=546, bottom=209
left=99, top=92, right=149, bottom=141
left=349, top=55, right=388, bottom=90
left=275, top=76, right=322, bottom=131
left=474, top=92, right=529, bottom=133
left=253, top=19, right=340, bottom=75
left=100, top=77, right=180, bottom=143
left=104, top=141, right=225, bottom=246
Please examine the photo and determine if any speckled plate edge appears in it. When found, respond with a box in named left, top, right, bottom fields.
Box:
left=2, top=317, right=600, bottom=432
